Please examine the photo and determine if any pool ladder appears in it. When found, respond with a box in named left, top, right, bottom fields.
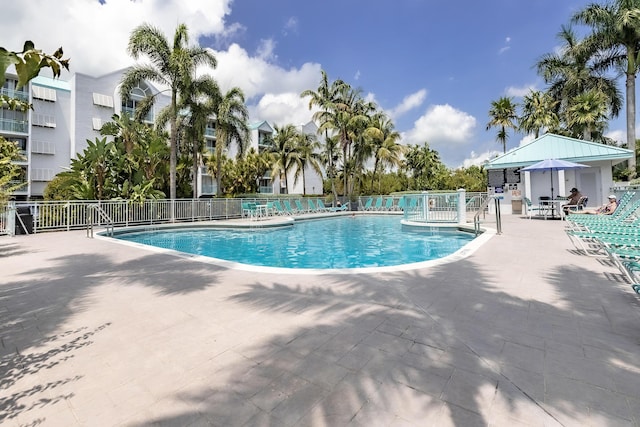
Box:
left=473, top=195, right=502, bottom=235
left=86, top=204, right=114, bottom=238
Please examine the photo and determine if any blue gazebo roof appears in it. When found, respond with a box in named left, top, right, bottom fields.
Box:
left=485, top=133, right=633, bottom=169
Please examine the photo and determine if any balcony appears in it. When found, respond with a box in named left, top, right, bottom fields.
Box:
left=205, top=127, right=216, bottom=138
left=121, top=106, right=153, bottom=123
left=0, top=118, right=28, bottom=133
left=1, top=87, right=28, bottom=101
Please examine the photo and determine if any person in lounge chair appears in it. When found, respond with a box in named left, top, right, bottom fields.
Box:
left=562, top=187, right=583, bottom=214
left=580, top=194, right=617, bottom=215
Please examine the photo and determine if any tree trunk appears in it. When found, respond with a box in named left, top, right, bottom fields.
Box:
left=192, top=139, right=199, bottom=198
left=626, top=65, right=637, bottom=176
left=169, top=93, right=178, bottom=201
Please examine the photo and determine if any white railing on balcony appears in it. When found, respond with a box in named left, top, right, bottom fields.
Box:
left=0, top=118, right=28, bottom=133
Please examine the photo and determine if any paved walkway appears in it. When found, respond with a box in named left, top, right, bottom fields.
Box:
left=1, top=214, right=639, bottom=426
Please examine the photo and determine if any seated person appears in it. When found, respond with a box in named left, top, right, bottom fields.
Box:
left=562, top=187, right=583, bottom=214
left=581, top=194, right=617, bottom=215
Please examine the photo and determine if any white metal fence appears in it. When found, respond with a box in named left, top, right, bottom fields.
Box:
left=0, top=192, right=488, bottom=236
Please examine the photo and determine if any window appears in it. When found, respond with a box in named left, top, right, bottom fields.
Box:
left=32, top=113, right=56, bottom=128
left=32, top=85, right=57, bottom=102
left=122, top=83, right=152, bottom=121
left=31, top=140, right=55, bottom=154
left=31, top=168, right=54, bottom=181
left=92, top=92, right=114, bottom=108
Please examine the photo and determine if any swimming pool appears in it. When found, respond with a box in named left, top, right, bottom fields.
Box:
left=114, top=215, right=478, bottom=270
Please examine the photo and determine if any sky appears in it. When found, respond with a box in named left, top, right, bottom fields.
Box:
left=1, top=0, right=628, bottom=168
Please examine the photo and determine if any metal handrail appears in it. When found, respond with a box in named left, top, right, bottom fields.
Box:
left=86, top=204, right=114, bottom=238
left=473, top=195, right=502, bottom=235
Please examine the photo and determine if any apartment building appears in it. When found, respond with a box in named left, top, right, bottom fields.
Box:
left=1, top=68, right=322, bottom=199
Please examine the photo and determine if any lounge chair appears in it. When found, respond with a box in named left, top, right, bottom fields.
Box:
left=316, top=199, right=331, bottom=212
left=383, top=197, right=394, bottom=211
left=283, top=199, right=296, bottom=214
left=307, top=199, right=318, bottom=213
left=272, top=200, right=287, bottom=215
left=362, top=198, right=373, bottom=211
left=373, top=196, right=383, bottom=211
left=295, top=199, right=307, bottom=213
left=396, top=197, right=405, bottom=211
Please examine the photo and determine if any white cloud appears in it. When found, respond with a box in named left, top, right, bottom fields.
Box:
left=605, top=130, right=626, bottom=146
left=505, top=83, right=536, bottom=98
left=401, top=104, right=478, bottom=166
left=256, top=38, right=277, bottom=61
left=0, top=0, right=233, bottom=77
left=388, top=89, right=427, bottom=119
left=250, top=93, right=317, bottom=127
left=283, top=17, right=299, bottom=35
left=461, top=150, right=501, bottom=168
left=354, top=70, right=361, bottom=81
left=498, top=36, right=511, bottom=55
left=402, top=104, right=476, bottom=146
left=518, top=134, right=537, bottom=146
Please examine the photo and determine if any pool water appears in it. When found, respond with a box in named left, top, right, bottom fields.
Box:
left=115, top=216, right=475, bottom=269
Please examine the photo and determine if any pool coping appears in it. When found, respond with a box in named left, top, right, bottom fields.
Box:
left=97, top=214, right=496, bottom=275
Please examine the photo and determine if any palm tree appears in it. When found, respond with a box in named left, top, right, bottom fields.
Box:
left=364, top=114, right=404, bottom=191
left=120, top=23, right=217, bottom=201
left=519, top=90, right=560, bottom=138
left=536, top=25, right=622, bottom=135
left=573, top=0, right=640, bottom=172
left=566, top=89, right=610, bottom=140
left=269, top=124, right=299, bottom=194
left=301, top=70, right=341, bottom=199
left=213, top=87, right=249, bottom=196
left=486, top=96, right=518, bottom=153
left=292, top=131, right=322, bottom=195
left=178, top=77, right=220, bottom=197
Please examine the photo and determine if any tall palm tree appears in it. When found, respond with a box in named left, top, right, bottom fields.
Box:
left=213, top=87, right=249, bottom=196
left=573, top=0, right=640, bottom=172
left=519, top=90, right=560, bottom=138
left=301, top=70, right=341, bottom=200
left=120, top=23, right=217, bottom=201
left=292, top=131, right=322, bottom=195
left=269, top=124, right=299, bottom=194
left=536, top=25, right=622, bottom=136
left=178, top=77, right=220, bottom=197
left=364, top=114, right=404, bottom=191
left=486, top=96, right=518, bottom=153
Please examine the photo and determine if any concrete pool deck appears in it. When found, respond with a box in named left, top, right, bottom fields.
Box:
left=1, top=214, right=639, bottom=426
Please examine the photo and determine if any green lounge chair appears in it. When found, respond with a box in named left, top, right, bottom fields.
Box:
left=383, top=197, right=394, bottom=211
left=295, top=199, right=306, bottom=213
left=373, top=196, right=383, bottom=211
left=283, top=199, right=296, bottom=214
left=362, top=198, right=373, bottom=210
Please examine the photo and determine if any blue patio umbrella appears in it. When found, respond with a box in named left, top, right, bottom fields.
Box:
left=520, top=159, right=589, bottom=200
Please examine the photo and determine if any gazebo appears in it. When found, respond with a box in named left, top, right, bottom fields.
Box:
left=484, top=134, right=633, bottom=214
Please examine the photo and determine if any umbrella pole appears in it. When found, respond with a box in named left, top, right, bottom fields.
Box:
left=550, top=169, right=554, bottom=200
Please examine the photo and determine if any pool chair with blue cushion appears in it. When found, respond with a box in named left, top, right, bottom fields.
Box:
left=307, top=199, right=318, bottom=213
left=397, top=197, right=406, bottom=211
left=272, top=200, right=287, bottom=215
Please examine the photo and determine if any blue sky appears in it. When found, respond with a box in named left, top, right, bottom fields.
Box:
left=3, top=0, right=625, bottom=167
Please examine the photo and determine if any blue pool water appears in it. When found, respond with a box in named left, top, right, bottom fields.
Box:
left=115, top=216, right=475, bottom=269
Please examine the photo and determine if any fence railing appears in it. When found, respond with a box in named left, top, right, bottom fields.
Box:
left=0, top=193, right=489, bottom=236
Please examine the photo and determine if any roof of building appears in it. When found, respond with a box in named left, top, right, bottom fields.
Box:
left=485, top=133, right=633, bottom=169
left=249, top=120, right=274, bottom=132
left=31, top=75, right=71, bottom=92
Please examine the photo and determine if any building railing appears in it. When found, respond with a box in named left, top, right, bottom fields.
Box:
left=1, top=87, right=28, bottom=101
left=0, top=118, right=28, bottom=133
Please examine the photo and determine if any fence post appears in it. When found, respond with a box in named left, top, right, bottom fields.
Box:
left=457, top=188, right=466, bottom=225
left=7, top=201, right=16, bottom=236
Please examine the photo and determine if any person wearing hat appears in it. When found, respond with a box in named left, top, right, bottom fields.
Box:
left=562, top=187, right=583, bottom=214
left=582, top=194, right=618, bottom=215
